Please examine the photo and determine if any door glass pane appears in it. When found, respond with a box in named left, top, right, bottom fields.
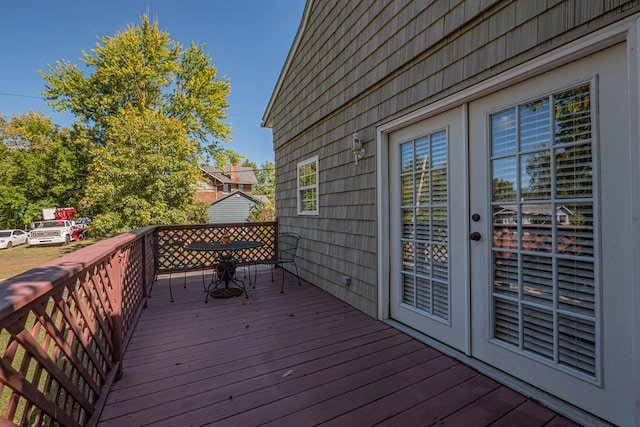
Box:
left=432, top=169, right=447, bottom=203
left=522, top=255, right=553, bottom=306
left=492, top=157, right=517, bottom=201
left=432, top=208, right=448, bottom=241
left=415, top=208, right=430, bottom=240
left=431, top=131, right=447, bottom=167
left=399, top=130, right=449, bottom=321
left=416, top=277, right=432, bottom=311
left=494, top=299, right=519, bottom=346
left=491, top=109, right=516, bottom=156
left=402, top=208, right=414, bottom=238
left=523, top=306, right=554, bottom=358
left=416, top=172, right=430, bottom=204
left=416, top=242, right=430, bottom=275
left=402, top=240, right=414, bottom=271
left=557, top=203, right=595, bottom=257
left=556, top=143, right=593, bottom=198
left=402, top=274, right=415, bottom=305
left=519, top=98, right=550, bottom=151
left=401, top=175, right=414, bottom=205
left=554, top=86, right=591, bottom=144
left=489, top=83, right=598, bottom=378
left=493, top=250, right=518, bottom=297
left=558, top=258, right=594, bottom=315
left=521, top=150, right=551, bottom=200
left=415, top=136, right=430, bottom=168
left=558, top=315, right=596, bottom=375
left=433, top=281, right=449, bottom=319
left=401, top=142, right=414, bottom=172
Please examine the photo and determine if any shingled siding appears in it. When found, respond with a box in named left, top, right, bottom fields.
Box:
left=268, top=0, right=640, bottom=316
left=205, top=194, right=256, bottom=223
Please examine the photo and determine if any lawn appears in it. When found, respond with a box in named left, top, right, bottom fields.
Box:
left=0, top=239, right=97, bottom=280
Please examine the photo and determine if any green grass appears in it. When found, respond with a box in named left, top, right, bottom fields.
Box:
left=0, top=239, right=97, bottom=280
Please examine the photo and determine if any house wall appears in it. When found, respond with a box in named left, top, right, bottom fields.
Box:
left=216, top=183, right=252, bottom=194
left=267, top=0, right=640, bottom=317
left=206, top=194, right=258, bottom=224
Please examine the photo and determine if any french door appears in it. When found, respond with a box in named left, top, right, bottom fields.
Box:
left=388, top=43, right=633, bottom=425
left=467, top=44, right=631, bottom=424
left=389, top=107, right=469, bottom=353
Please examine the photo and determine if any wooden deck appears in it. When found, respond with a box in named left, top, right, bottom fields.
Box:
left=98, top=268, right=580, bottom=426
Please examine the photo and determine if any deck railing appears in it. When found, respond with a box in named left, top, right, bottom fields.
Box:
left=155, top=222, right=278, bottom=274
left=0, top=221, right=277, bottom=426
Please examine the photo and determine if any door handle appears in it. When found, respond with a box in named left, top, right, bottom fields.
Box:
left=469, top=231, right=482, bottom=241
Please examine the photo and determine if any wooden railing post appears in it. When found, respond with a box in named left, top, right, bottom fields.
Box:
left=111, top=251, right=124, bottom=380
left=142, top=233, right=149, bottom=300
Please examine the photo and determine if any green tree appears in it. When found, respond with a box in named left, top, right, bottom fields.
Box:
left=210, top=147, right=245, bottom=167
left=253, top=160, right=275, bottom=203
left=83, top=108, right=207, bottom=235
left=40, top=15, right=231, bottom=235
left=0, top=112, right=86, bottom=228
left=244, top=160, right=275, bottom=222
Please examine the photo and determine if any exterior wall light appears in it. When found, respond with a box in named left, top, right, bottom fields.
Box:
left=349, top=132, right=365, bottom=166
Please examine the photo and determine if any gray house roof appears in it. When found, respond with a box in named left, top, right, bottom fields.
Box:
left=200, top=165, right=258, bottom=185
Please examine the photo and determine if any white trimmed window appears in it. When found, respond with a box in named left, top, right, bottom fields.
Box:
left=297, top=156, right=319, bottom=215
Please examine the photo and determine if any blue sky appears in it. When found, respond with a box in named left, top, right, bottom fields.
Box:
left=0, top=1, right=305, bottom=167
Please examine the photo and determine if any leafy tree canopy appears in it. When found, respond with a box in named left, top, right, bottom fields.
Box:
left=38, top=14, right=231, bottom=235
left=40, top=14, right=231, bottom=149
left=252, top=160, right=275, bottom=203
left=243, top=160, right=275, bottom=222
left=83, top=107, right=206, bottom=235
left=0, top=112, right=86, bottom=228
left=210, top=147, right=245, bottom=167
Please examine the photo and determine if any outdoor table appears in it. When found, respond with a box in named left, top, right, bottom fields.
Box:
left=186, top=240, right=264, bottom=301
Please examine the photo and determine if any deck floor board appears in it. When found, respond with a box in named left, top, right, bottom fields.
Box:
left=99, top=269, right=581, bottom=426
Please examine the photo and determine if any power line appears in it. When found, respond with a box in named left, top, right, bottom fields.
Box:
left=6, top=165, right=274, bottom=179
left=0, top=92, right=44, bottom=100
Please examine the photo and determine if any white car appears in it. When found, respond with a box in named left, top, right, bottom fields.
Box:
left=0, top=229, right=29, bottom=249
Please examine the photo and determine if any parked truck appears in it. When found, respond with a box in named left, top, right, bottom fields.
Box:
left=28, top=219, right=75, bottom=246
left=28, top=207, right=87, bottom=246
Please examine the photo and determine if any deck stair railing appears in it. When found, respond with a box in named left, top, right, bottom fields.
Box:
left=0, top=221, right=276, bottom=426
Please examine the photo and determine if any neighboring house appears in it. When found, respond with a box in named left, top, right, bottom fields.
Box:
left=493, top=204, right=573, bottom=225
left=262, top=1, right=640, bottom=425
left=195, top=165, right=257, bottom=205
left=205, top=190, right=267, bottom=224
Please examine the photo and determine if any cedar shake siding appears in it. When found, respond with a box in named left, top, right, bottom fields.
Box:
left=263, top=0, right=640, bottom=317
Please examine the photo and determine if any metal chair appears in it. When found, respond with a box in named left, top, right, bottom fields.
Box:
left=254, top=232, right=301, bottom=293
left=151, top=239, right=206, bottom=302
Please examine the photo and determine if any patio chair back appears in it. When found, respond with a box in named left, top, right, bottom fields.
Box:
left=151, top=238, right=205, bottom=302
left=278, top=232, right=300, bottom=263
left=255, top=232, right=301, bottom=293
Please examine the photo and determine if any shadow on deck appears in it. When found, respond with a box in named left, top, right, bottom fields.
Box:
left=98, top=267, right=579, bottom=426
